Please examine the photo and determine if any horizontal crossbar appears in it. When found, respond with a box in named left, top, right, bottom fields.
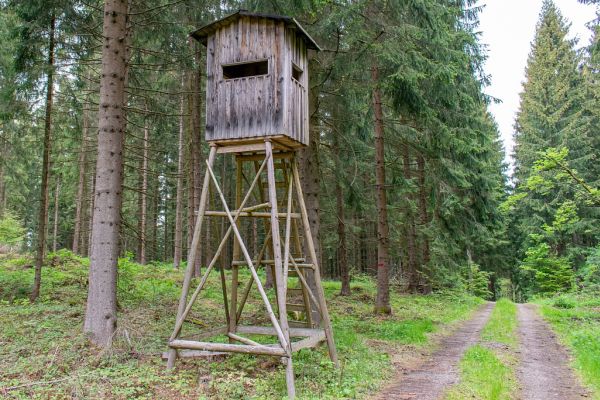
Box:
left=203, top=211, right=301, bottom=219
left=169, top=339, right=287, bottom=357
left=237, top=325, right=324, bottom=338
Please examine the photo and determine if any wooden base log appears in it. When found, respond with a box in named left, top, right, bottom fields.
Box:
left=169, top=340, right=287, bottom=357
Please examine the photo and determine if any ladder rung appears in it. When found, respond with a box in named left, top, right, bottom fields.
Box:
left=288, top=320, right=310, bottom=328
left=262, top=182, right=286, bottom=188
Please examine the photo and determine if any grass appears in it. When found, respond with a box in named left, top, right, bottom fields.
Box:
left=481, top=298, right=518, bottom=347
left=537, top=293, right=600, bottom=399
left=0, top=250, right=484, bottom=399
left=446, top=345, right=513, bottom=400
left=445, top=298, right=519, bottom=400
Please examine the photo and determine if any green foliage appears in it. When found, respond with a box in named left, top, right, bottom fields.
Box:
left=522, top=242, right=574, bottom=295
left=463, top=262, right=493, bottom=300
left=0, top=212, right=25, bottom=249
left=578, top=246, right=600, bottom=290
left=552, top=294, right=576, bottom=309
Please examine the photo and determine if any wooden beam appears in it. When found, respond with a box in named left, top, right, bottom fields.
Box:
left=204, top=210, right=301, bottom=219
left=291, top=331, right=326, bottom=352
left=237, top=325, right=324, bottom=338
left=167, top=145, right=217, bottom=369
left=161, top=350, right=228, bottom=360
left=206, top=157, right=289, bottom=350
left=237, top=152, right=295, bottom=162
left=227, top=332, right=261, bottom=346
left=169, top=340, right=287, bottom=357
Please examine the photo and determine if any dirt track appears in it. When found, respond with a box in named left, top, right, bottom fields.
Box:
left=517, top=303, right=589, bottom=399
left=376, top=302, right=590, bottom=399
left=376, top=302, right=494, bottom=400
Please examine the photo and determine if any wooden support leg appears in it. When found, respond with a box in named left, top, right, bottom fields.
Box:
left=230, top=158, right=243, bottom=338
left=167, top=145, right=217, bottom=369
left=205, top=154, right=289, bottom=351
left=265, top=140, right=295, bottom=398
left=292, top=158, right=339, bottom=368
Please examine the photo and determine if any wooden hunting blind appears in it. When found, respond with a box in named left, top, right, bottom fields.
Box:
left=191, top=10, right=320, bottom=148
left=165, top=12, right=336, bottom=400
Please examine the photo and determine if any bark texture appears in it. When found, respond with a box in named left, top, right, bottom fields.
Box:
left=417, top=154, right=431, bottom=293
left=52, top=176, right=60, bottom=252
left=137, top=107, right=149, bottom=264
left=84, top=0, right=129, bottom=347
left=402, top=144, right=419, bottom=292
left=371, top=64, right=391, bottom=314
left=173, top=75, right=185, bottom=268
left=300, top=85, right=322, bottom=323
left=333, top=127, right=350, bottom=295
left=31, top=15, right=56, bottom=302
left=73, top=94, right=90, bottom=254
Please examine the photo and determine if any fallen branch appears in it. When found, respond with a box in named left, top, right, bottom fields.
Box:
left=1, top=376, right=73, bottom=392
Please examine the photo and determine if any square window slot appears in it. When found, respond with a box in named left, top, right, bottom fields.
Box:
left=222, top=60, right=268, bottom=79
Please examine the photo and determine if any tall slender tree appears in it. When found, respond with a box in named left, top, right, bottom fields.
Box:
left=84, top=0, right=130, bottom=347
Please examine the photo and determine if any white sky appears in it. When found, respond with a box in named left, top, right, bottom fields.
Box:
left=477, top=0, right=597, bottom=172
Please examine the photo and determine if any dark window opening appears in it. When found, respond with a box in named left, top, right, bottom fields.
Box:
left=292, top=63, right=303, bottom=81
left=222, top=60, right=268, bottom=79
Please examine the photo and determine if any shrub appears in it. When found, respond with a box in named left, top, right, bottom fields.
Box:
left=521, top=243, right=573, bottom=295
left=0, top=212, right=26, bottom=252
left=552, top=294, right=576, bottom=309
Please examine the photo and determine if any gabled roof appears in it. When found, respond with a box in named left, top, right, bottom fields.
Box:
left=190, top=10, right=321, bottom=51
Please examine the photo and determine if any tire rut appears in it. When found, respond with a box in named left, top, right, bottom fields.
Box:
left=516, top=303, right=589, bottom=399
left=376, top=302, right=495, bottom=400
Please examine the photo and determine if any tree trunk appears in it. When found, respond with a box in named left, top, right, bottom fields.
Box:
left=333, top=128, right=350, bottom=295
left=188, top=38, right=203, bottom=276
left=73, top=93, right=90, bottom=254
left=0, top=141, right=6, bottom=218
left=402, top=144, right=419, bottom=292
left=372, top=64, right=391, bottom=314
left=137, top=106, right=149, bottom=264
left=52, top=176, right=60, bottom=252
left=299, top=85, right=322, bottom=323
left=173, top=75, right=185, bottom=269
left=84, top=0, right=129, bottom=347
left=31, top=15, right=56, bottom=302
left=151, top=177, right=159, bottom=261
left=84, top=171, right=96, bottom=257
left=417, top=154, right=431, bottom=293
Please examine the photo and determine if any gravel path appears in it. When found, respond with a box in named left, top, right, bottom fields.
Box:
left=517, top=303, right=589, bottom=399
left=376, top=302, right=494, bottom=400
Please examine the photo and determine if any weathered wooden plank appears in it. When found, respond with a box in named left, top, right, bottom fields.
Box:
left=291, top=331, right=326, bottom=352
left=237, top=325, right=324, bottom=338
left=161, top=350, right=228, bottom=360
left=204, top=210, right=300, bottom=219
left=169, top=339, right=286, bottom=357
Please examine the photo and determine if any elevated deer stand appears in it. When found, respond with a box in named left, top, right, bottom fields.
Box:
left=165, top=12, right=337, bottom=399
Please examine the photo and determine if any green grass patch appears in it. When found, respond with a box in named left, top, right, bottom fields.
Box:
left=481, top=298, right=518, bottom=347
left=538, top=293, right=600, bottom=399
left=445, top=345, right=514, bottom=400
left=445, top=299, right=519, bottom=400
left=0, top=253, right=484, bottom=399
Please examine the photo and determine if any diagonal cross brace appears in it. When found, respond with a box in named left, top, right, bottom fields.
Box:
left=206, top=156, right=290, bottom=352
left=169, top=153, right=271, bottom=342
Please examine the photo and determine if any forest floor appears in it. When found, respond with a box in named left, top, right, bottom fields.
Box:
left=0, top=250, right=483, bottom=399
left=1, top=251, right=599, bottom=399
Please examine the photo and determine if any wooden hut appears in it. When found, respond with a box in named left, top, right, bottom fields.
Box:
left=191, top=11, right=321, bottom=148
